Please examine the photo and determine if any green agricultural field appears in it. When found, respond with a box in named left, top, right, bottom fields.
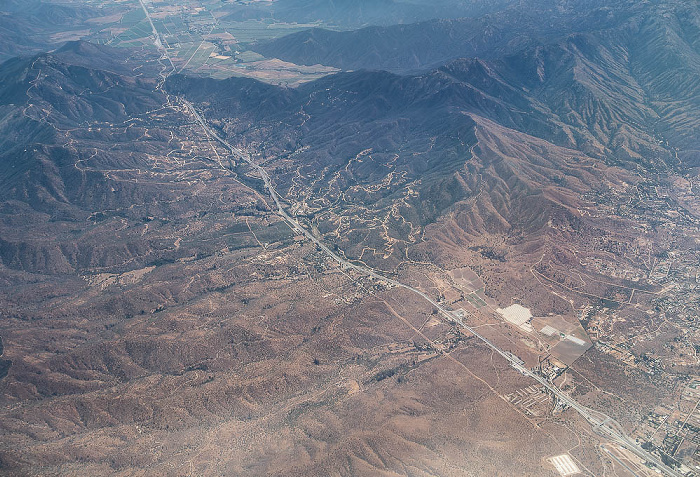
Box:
left=217, top=20, right=321, bottom=44
left=78, top=0, right=336, bottom=83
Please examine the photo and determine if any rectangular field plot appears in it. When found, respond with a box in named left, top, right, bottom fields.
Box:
left=548, top=454, right=581, bottom=476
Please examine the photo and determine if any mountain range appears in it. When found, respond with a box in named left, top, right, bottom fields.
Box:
left=0, top=0, right=698, bottom=475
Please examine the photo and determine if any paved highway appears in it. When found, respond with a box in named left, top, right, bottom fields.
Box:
left=138, top=2, right=685, bottom=475
left=185, top=100, right=686, bottom=477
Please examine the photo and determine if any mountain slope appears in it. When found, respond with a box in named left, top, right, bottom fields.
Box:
left=0, top=44, right=262, bottom=274
left=0, top=0, right=105, bottom=62
left=219, top=0, right=518, bottom=29
left=0, top=43, right=598, bottom=477
left=169, top=0, right=700, bottom=283
left=0, top=2, right=698, bottom=475
left=252, top=0, right=643, bottom=73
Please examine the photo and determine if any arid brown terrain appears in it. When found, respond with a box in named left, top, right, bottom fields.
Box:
left=0, top=0, right=699, bottom=475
